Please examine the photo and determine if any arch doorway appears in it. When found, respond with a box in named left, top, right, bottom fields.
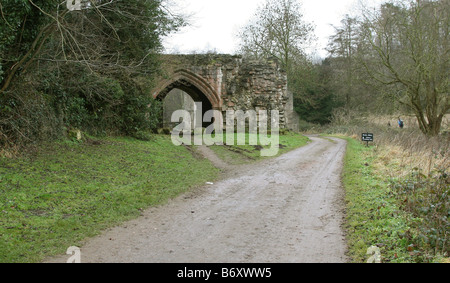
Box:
left=153, top=70, right=220, bottom=129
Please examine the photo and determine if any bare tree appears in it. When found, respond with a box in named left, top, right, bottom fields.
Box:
left=237, top=0, right=315, bottom=71
left=360, top=0, right=449, bottom=136
left=327, top=15, right=360, bottom=112
left=0, top=0, right=185, bottom=94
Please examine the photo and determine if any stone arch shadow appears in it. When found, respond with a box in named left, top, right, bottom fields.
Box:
left=152, top=69, right=222, bottom=128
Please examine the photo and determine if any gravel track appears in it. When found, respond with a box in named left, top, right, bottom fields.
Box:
left=45, top=136, right=348, bottom=263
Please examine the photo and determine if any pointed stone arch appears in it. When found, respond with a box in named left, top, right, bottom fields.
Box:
left=152, top=54, right=298, bottom=131
left=152, top=69, right=222, bottom=110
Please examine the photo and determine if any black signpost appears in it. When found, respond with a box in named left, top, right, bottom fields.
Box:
left=362, top=133, right=374, bottom=147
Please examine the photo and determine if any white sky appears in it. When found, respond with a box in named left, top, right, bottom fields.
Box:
left=162, top=0, right=386, bottom=58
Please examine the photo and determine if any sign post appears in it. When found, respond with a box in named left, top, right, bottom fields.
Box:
left=362, top=133, right=374, bottom=147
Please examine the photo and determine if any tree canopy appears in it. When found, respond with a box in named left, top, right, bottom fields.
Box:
left=326, top=0, right=449, bottom=136
left=237, top=0, right=337, bottom=125
left=0, top=0, right=185, bottom=147
left=360, top=0, right=449, bottom=136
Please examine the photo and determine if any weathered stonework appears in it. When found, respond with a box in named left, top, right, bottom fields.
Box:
left=153, top=54, right=299, bottom=131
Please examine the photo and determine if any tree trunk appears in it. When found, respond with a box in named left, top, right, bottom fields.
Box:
left=415, top=111, right=443, bottom=137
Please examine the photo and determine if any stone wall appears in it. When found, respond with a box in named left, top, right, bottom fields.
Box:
left=154, top=54, right=299, bottom=131
left=163, top=89, right=196, bottom=129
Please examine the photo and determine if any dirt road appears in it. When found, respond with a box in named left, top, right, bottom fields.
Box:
left=46, top=136, right=348, bottom=263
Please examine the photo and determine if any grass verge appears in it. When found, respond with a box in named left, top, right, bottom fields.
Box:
left=209, top=132, right=310, bottom=165
left=340, top=135, right=448, bottom=263
left=340, top=136, right=413, bottom=262
left=0, top=135, right=219, bottom=263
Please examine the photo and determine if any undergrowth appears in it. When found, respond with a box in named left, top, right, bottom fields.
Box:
left=325, top=113, right=449, bottom=263
left=390, top=167, right=449, bottom=261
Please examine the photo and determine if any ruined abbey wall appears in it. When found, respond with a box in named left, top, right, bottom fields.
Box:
left=153, top=54, right=299, bottom=131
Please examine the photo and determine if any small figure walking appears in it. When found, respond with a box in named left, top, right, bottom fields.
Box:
left=398, top=117, right=404, bottom=129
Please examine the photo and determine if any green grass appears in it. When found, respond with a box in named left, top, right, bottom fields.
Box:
left=209, top=132, right=310, bottom=165
left=0, top=135, right=219, bottom=263
left=339, top=136, right=416, bottom=263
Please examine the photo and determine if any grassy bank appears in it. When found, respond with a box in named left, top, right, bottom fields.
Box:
left=336, top=130, right=448, bottom=263
left=340, top=136, right=414, bottom=262
left=0, top=136, right=219, bottom=263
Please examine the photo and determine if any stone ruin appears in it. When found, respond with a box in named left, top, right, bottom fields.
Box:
left=153, top=54, right=299, bottom=131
